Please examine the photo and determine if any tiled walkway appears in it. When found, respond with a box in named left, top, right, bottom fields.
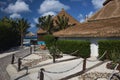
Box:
left=0, top=47, right=30, bottom=80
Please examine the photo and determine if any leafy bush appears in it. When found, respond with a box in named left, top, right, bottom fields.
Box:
left=44, top=36, right=90, bottom=58
left=99, top=40, right=120, bottom=62
left=109, top=50, right=120, bottom=63
left=0, top=18, right=20, bottom=52
left=56, top=40, right=90, bottom=58
left=43, top=35, right=56, bottom=48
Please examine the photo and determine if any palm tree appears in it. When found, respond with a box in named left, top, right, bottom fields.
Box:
left=17, top=18, right=30, bottom=47
left=37, top=15, right=54, bottom=34
left=55, top=15, right=69, bottom=30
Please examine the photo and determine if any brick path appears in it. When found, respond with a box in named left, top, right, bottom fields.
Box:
left=0, top=48, right=30, bottom=80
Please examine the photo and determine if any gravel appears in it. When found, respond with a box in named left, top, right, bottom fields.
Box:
left=78, top=72, right=120, bottom=80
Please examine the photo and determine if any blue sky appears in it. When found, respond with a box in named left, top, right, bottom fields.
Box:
left=0, top=0, right=105, bottom=33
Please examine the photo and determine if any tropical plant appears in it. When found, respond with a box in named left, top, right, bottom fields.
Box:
left=37, top=15, right=54, bottom=34
left=17, top=18, right=30, bottom=47
left=55, top=15, right=69, bottom=30
left=0, top=17, right=20, bottom=52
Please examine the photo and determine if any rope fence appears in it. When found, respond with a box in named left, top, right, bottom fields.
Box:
left=86, top=50, right=107, bottom=62
left=108, top=64, right=119, bottom=80
left=43, top=59, right=83, bottom=74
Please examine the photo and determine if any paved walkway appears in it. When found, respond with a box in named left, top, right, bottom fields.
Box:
left=0, top=47, right=30, bottom=80
left=6, top=54, right=119, bottom=80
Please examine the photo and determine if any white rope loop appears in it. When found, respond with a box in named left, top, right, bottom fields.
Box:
left=87, top=51, right=107, bottom=62
left=108, top=64, right=119, bottom=80
left=44, top=59, right=83, bottom=74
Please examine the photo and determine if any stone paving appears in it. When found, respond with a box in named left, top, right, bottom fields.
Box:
left=0, top=47, right=30, bottom=80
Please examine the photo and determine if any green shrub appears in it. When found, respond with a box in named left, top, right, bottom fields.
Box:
left=99, top=40, right=120, bottom=61
left=56, top=40, right=90, bottom=58
left=43, top=35, right=56, bottom=48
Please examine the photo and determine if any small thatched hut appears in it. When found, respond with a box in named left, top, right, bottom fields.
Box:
left=37, top=29, right=47, bottom=41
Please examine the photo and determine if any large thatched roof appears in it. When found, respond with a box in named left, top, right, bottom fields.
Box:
left=53, top=8, right=80, bottom=26
left=37, top=8, right=80, bottom=34
left=54, top=17, right=120, bottom=38
left=53, top=0, right=120, bottom=38
left=88, top=0, right=120, bottom=21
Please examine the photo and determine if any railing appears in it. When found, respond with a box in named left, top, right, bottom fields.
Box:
left=38, top=59, right=85, bottom=80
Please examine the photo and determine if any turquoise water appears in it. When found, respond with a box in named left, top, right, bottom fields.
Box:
left=37, top=41, right=45, bottom=45
left=23, top=36, right=37, bottom=46
left=23, top=36, right=45, bottom=46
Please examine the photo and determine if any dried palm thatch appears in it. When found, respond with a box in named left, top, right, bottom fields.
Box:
left=88, top=0, right=120, bottom=21
left=26, top=32, right=35, bottom=37
left=53, top=17, right=120, bottom=37
left=53, top=0, right=120, bottom=38
left=37, top=29, right=47, bottom=34
left=53, top=8, right=80, bottom=26
left=37, top=8, right=80, bottom=34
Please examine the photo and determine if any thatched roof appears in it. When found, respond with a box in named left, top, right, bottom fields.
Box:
left=53, top=8, right=80, bottom=26
left=88, top=0, right=120, bottom=21
left=53, top=0, right=120, bottom=38
left=37, top=8, right=80, bottom=34
left=37, top=29, right=47, bottom=34
left=26, top=32, right=35, bottom=37
left=53, top=17, right=120, bottom=37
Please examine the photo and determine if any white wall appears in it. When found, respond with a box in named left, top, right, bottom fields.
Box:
left=90, top=39, right=99, bottom=57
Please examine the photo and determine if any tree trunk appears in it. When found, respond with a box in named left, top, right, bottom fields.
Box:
left=20, top=33, right=24, bottom=48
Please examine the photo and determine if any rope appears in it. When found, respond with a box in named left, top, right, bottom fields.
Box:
left=14, top=56, right=19, bottom=61
left=87, top=51, right=107, bottom=62
left=22, top=58, right=42, bottom=62
left=108, top=64, right=119, bottom=80
left=44, top=59, right=83, bottom=74
left=70, top=50, right=79, bottom=55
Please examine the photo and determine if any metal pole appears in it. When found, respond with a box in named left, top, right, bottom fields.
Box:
left=18, top=58, right=22, bottom=71
left=40, top=68, right=45, bottom=80
left=11, top=54, right=15, bottom=64
left=82, top=58, right=86, bottom=72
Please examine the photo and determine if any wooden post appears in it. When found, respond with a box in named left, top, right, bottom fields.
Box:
left=40, top=68, right=45, bottom=80
left=30, top=46, right=32, bottom=54
left=11, top=54, right=15, bottom=64
left=25, top=66, right=28, bottom=74
left=53, top=52, right=56, bottom=63
left=82, top=58, right=86, bottom=72
left=18, top=58, right=22, bottom=71
left=34, top=45, right=36, bottom=52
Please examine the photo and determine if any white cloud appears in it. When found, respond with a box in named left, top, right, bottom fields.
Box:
left=78, top=11, right=94, bottom=23
left=41, top=11, right=56, bottom=16
left=92, top=0, right=105, bottom=9
left=10, top=13, right=21, bottom=18
left=34, top=18, right=38, bottom=23
left=4, top=0, right=30, bottom=13
left=78, top=14, right=85, bottom=23
left=30, top=23, right=35, bottom=28
left=38, top=0, right=70, bottom=14
left=87, top=11, right=94, bottom=18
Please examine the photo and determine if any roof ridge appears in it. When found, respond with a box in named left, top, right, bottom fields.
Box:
left=103, top=0, right=113, bottom=6
left=88, top=16, right=120, bottom=22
